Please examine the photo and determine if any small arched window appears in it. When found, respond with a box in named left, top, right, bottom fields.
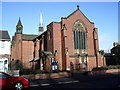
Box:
left=48, top=30, right=51, bottom=40
left=73, top=20, right=87, bottom=50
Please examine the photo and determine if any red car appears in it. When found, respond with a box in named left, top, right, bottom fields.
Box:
left=0, top=72, right=29, bottom=90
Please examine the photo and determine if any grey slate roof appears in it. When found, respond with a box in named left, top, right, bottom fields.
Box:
left=22, top=34, right=37, bottom=41
left=0, top=30, right=10, bottom=41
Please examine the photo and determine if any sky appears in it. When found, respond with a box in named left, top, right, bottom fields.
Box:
left=1, top=1, right=118, bottom=52
left=118, top=2, right=120, bottom=44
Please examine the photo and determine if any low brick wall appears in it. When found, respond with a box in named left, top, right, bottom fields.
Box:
left=106, top=69, right=119, bottom=74
left=89, top=69, right=120, bottom=75
left=22, top=72, right=70, bottom=80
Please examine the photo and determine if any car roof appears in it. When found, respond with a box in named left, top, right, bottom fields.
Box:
left=0, top=72, right=11, bottom=76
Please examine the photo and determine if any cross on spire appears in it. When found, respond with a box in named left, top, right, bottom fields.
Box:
left=77, top=5, right=79, bottom=10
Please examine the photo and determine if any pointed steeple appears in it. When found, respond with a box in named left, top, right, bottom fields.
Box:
left=16, top=17, right=23, bottom=34
left=17, top=18, right=22, bottom=27
left=38, top=13, right=44, bottom=35
left=40, top=13, right=43, bottom=27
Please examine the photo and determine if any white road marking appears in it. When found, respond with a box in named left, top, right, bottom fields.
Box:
left=30, top=84, right=39, bottom=87
left=73, top=80, right=79, bottom=83
left=40, top=83, right=50, bottom=86
left=58, top=80, right=79, bottom=84
left=30, top=80, right=79, bottom=87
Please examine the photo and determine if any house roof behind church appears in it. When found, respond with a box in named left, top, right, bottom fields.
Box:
left=0, top=30, right=10, bottom=41
left=22, top=34, right=38, bottom=41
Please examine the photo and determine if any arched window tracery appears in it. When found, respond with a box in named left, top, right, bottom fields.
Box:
left=73, top=20, right=87, bottom=50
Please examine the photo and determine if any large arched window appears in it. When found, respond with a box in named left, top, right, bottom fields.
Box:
left=73, top=20, right=87, bottom=50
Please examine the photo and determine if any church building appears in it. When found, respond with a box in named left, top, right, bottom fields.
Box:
left=31, top=6, right=105, bottom=71
left=11, top=18, right=37, bottom=69
left=11, top=6, right=105, bottom=71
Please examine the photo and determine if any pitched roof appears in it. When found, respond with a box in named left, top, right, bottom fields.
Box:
left=22, top=34, right=37, bottom=41
left=0, top=30, right=10, bottom=41
left=33, top=31, right=47, bottom=41
left=62, top=6, right=94, bottom=24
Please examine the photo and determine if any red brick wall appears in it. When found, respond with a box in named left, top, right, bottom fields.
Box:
left=22, top=41, right=34, bottom=68
left=52, top=22, right=63, bottom=70
left=47, top=23, right=53, bottom=52
left=13, top=33, right=22, bottom=61
left=45, top=57, right=51, bottom=72
left=87, top=57, right=96, bottom=71
left=11, top=33, right=35, bottom=69
left=98, top=53, right=106, bottom=67
left=34, top=39, right=40, bottom=60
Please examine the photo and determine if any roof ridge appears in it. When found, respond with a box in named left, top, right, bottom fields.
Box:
left=65, top=6, right=94, bottom=24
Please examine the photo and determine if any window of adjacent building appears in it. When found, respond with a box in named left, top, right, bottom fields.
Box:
left=1, top=42, right=5, bottom=49
left=0, top=61, right=3, bottom=70
left=73, top=20, right=87, bottom=50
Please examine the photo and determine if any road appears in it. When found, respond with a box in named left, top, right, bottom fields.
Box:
left=28, top=73, right=120, bottom=89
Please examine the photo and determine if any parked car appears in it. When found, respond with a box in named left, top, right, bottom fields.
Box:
left=0, top=72, right=29, bottom=90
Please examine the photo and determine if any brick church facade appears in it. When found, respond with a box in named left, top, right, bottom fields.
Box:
left=11, top=6, right=105, bottom=71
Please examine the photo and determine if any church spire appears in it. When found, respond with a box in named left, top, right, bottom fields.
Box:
left=40, top=13, right=43, bottom=27
left=16, top=17, right=23, bottom=34
left=39, top=13, right=44, bottom=35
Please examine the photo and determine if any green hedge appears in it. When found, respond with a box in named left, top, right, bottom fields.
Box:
left=92, top=67, right=108, bottom=71
left=20, top=69, right=35, bottom=75
left=20, top=69, right=48, bottom=75
left=106, top=65, right=120, bottom=69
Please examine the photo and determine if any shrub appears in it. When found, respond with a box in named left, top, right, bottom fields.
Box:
left=20, top=69, right=34, bottom=75
left=117, top=65, right=120, bottom=69
left=107, top=65, right=120, bottom=69
left=92, top=65, right=120, bottom=72
left=92, top=67, right=108, bottom=71
left=34, top=69, right=43, bottom=74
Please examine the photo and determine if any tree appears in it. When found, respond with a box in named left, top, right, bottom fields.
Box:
left=111, top=45, right=120, bottom=65
left=10, top=59, right=23, bottom=70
